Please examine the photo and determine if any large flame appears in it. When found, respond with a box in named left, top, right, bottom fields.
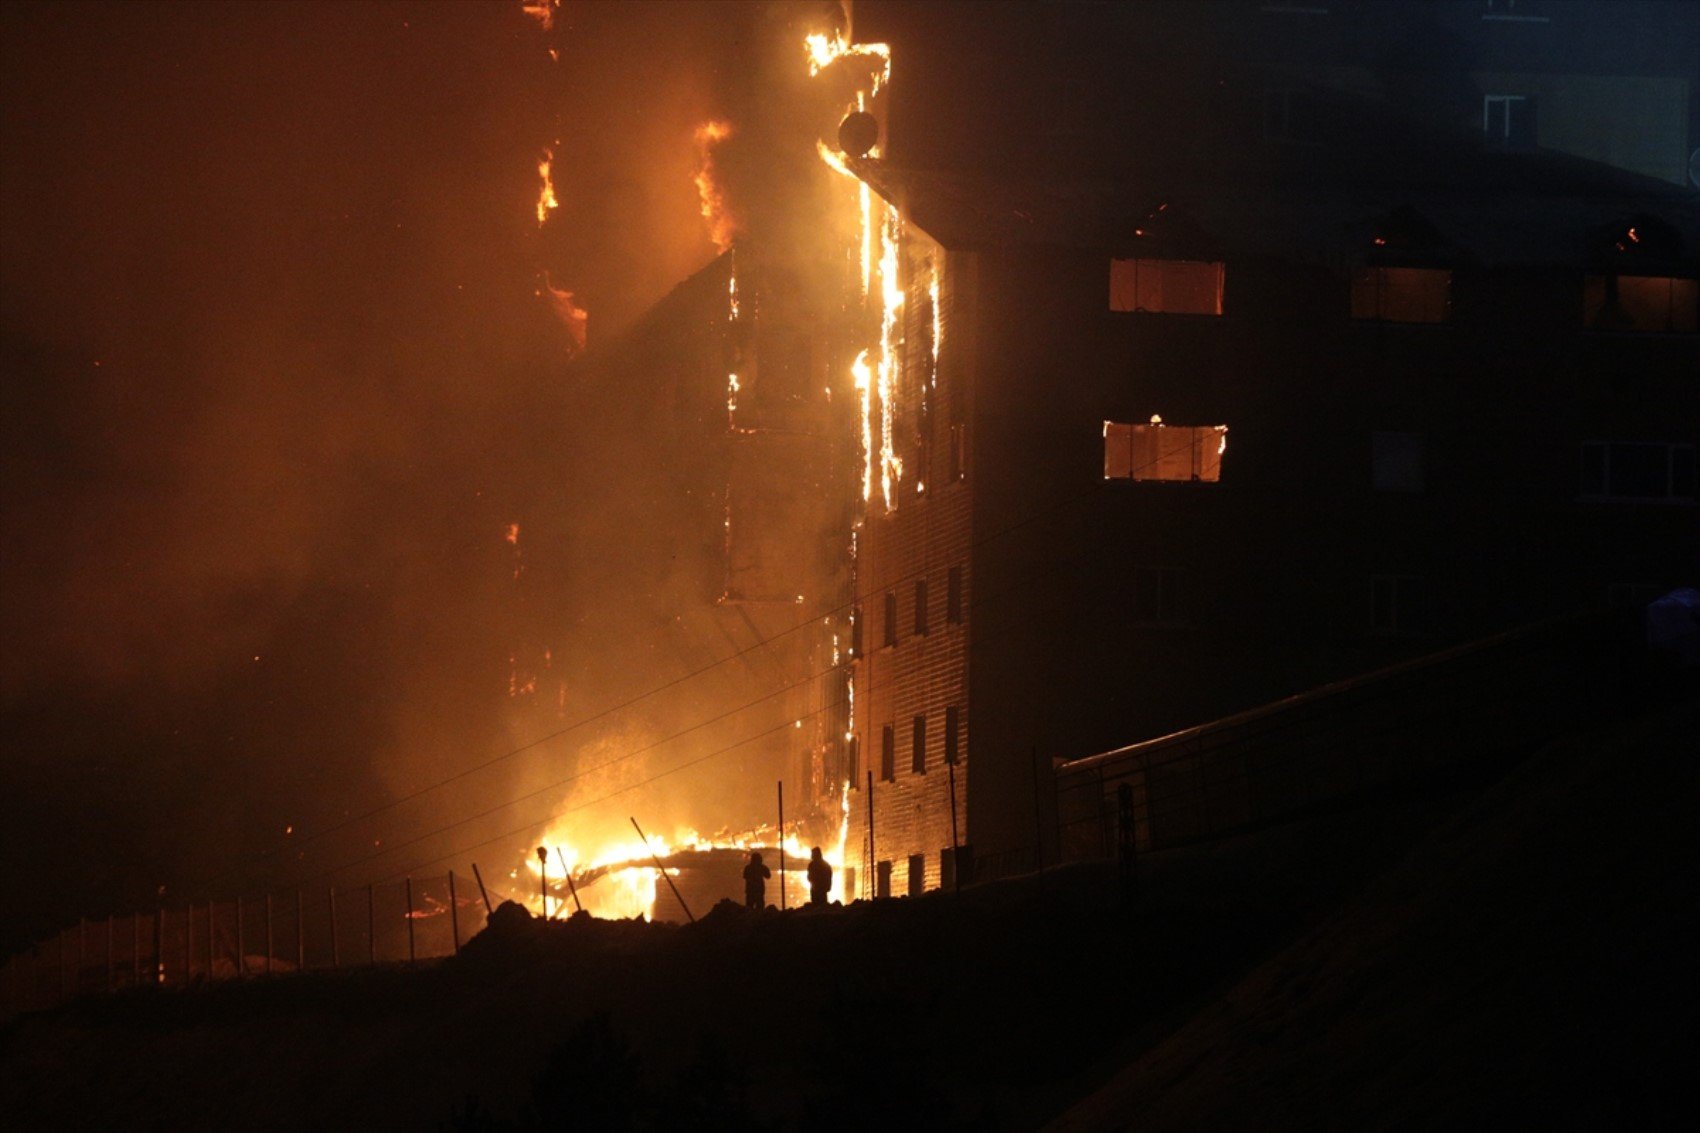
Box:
left=693, top=119, right=737, bottom=253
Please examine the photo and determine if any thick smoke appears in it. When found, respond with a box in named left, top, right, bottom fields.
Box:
left=0, top=0, right=798, bottom=950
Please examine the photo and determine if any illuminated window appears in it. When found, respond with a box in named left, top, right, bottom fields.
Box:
left=1583, top=275, right=1698, bottom=333
left=911, top=714, right=927, bottom=774
left=1372, top=431, right=1424, bottom=492
left=1109, top=258, right=1224, bottom=315
left=1104, top=419, right=1227, bottom=482
left=907, top=853, right=925, bottom=897
left=1131, top=567, right=1188, bottom=625
left=947, top=566, right=964, bottom=624
left=914, top=579, right=929, bottom=636
left=880, top=724, right=895, bottom=781
left=1581, top=442, right=1696, bottom=501
left=944, top=705, right=960, bottom=764
left=883, top=591, right=898, bottom=648
left=1351, top=267, right=1451, bottom=323
left=1371, top=575, right=1424, bottom=635
left=876, top=860, right=892, bottom=898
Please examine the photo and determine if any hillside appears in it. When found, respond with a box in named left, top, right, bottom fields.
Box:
left=1, top=695, right=1692, bottom=1129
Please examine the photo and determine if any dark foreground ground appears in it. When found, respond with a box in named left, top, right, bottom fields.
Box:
left=1, top=696, right=1694, bottom=1130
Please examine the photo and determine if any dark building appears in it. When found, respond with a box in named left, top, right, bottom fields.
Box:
left=839, top=0, right=1698, bottom=891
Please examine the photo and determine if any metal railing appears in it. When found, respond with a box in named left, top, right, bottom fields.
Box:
left=1, top=871, right=498, bottom=1021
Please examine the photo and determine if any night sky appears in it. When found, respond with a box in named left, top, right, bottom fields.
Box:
left=0, top=0, right=764, bottom=954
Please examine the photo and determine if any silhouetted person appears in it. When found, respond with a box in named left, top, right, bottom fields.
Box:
left=807, top=847, right=832, bottom=906
left=743, top=851, right=770, bottom=910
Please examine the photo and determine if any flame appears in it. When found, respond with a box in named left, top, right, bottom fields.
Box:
left=521, top=0, right=558, bottom=32
left=852, top=351, right=874, bottom=501
left=504, top=523, right=520, bottom=545
left=876, top=201, right=904, bottom=510
left=803, top=30, right=891, bottom=93
left=538, top=273, right=587, bottom=351
left=693, top=119, right=737, bottom=252
left=536, top=149, right=559, bottom=226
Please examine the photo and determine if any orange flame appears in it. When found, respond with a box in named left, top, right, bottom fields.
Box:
left=538, top=272, right=587, bottom=352
left=536, top=149, right=559, bottom=227
left=693, top=119, right=737, bottom=252
left=521, top=0, right=558, bottom=32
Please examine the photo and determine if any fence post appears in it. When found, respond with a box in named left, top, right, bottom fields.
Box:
left=106, top=915, right=114, bottom=993
left=1118, top=782, right=1139, bottom=905
left=470, top=864, right=493, bottom=915
left=448, top=872, right=460, bottom=954
left=295, top=891, right=304, bottom=973
left=235, top=896, right=244, bottom=979
left=264, top=893, right=273, bottom=977
left=404, top=877, right=415, bottom=966
left=328, top=888, right=339, bottom=970
left=1031, top=746, right=1046, bottom=881
left=132, top=914, right=141, bottom=985
left=155, top=902, right=165, bottom=986
left=366, top=885, right=375, bottom=966
left=206, top=902, right=215, bottom=979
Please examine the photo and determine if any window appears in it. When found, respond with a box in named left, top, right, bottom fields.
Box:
left=1104, top=419, right=1227, bottom=482
left=1372, top=431, right=1425, bottom=492
left=1371, top=575, right=1424, bottom=635
left=1109, top=258, right=1224, bottom=315
left=940, top=847, right=957, bottom=890
left=948, top=422, right=967, bottom=482
left=911, top=714, right=927, bottom=774
left=947, top=566, right=964, bottom=624
left=1351, top=267, right=1451, bottom=324
left=1583, top=276, right=1698, bottom=333
left=1131, top=567, right=1188, bottom=625
left=883, top=591, right=898, bottom=648
left=1581, top=443, right=1696, bottom=502
left=1482, top=95, right=1536, bottom=147
left=880, top=724, right=895, bottom=781
left=944, top=705, right=960, bottom=765
left=907, top=853, right=925, bottom=897
left=849, top=605, right=862, bottom=658
left=914, top=579, right=929, bottom=636
left=847, top=735, right=859, bottom=786
left=876, top=860, right=892, bottom=899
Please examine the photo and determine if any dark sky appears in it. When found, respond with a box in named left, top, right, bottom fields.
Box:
left=0, top=0, right=760, bottom=952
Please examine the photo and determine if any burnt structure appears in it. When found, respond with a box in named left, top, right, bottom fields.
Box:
left=839, top=0, right=1698, bottom=892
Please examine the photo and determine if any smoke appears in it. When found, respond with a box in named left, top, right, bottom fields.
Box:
left=0, top=0, right=789, bottom=949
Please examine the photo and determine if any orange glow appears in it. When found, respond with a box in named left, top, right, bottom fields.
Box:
left=693, top=120, right=737, bottom=252
left=521, top=0, right=558, bottom=32
left=535, top=149, right=559, bottom=227
left=803, top=31, right=891, bottom=93
left=538, top=273, right=587, bottom=351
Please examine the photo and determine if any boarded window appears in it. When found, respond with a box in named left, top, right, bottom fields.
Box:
left=1104, top=420, right=1227, bottom=482
left=880, top=725, right=895, bottom=782
left=1372, top=431, right=1425, bottom=492
left=914, top=579, right=929, bottom=635
left=907, top=853, right=925, bottom=897
left=940, top=847, right=956, bottom=890
left=1581, top=442, right=1696, bottom=501
left=876, top=860, right=892, bottom=899
left=1583, top=275, right=1698, bottom=334
left=883, top=591, right=898, bottom=648
left=948, top=422, right=967, bottom=481
left=1351, top=267, right=1451, bottom=323
left=944, top=705, right=960, bottom=765
left=947, top=566, right=964, bottom=624
left=911, top=714, right=927, bottom=774
left=847, top=735, right=859, bottom=786
left=1109, top=258, right=1224, bottom=315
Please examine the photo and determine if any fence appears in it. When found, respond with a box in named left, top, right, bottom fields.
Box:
left=0, top=871, right=500, bottom=1022
left=1054, top=609, right=1639, bottom=865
